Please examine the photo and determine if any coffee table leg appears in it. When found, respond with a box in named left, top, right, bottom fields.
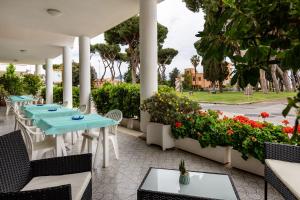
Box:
left=103, top=127, right=109, bottom=168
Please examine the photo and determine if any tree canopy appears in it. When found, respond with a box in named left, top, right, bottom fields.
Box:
left=184, top=0, right=300, bottom=92
left=104, top=16, right=169, bottom=83
left=158, top=48, right=178, bottom=83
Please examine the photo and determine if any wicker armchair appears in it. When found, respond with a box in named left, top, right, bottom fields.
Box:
left=264, top=142, right=300, bottom=200
left=0, top=130, right=92, bottom=200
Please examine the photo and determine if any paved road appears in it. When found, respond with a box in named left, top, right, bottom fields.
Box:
left=200, top=100, right=296, bottom=125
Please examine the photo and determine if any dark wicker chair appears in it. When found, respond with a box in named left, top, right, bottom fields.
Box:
left=264, top=142, right=300, bottom=200
left=0, top=130, right=92, bottom=200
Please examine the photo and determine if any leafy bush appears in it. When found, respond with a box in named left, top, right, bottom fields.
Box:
left=0, top=84, right=8, bottom=106
left=23, top=74, right=43, bottom=96
left=41, top=86, right=80, bottom=107
left=0, top=64, right=23, bottom=95
left=92, top=83, right=175, bottom=118
left=172, top=110, right=231, bottom=147
left=141, top=92, right=200, bottom=125
left=228, top=115, right=290, bottom=162
left=172, top=111, right=292, bottom=163
left=92, top=83, right=140, bottom=118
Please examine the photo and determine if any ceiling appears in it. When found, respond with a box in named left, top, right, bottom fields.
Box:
left=0, top=0, right=140, bottom=64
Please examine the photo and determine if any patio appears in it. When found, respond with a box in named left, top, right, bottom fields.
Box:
left=0, top=107, right=283, bottom=200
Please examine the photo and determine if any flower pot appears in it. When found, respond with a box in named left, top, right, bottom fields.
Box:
left=120, top=118, right=129, bottom=127
left=230, top=149, right=264, bottom=176
left=120, top=118, right=140, bottom=131
left=175, top=138, right=230, bottom=164
left=179, top=173, right=190, bottom=185
left=146, top=122, right=175, bottom=151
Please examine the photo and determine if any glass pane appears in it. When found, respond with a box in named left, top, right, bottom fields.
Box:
left=141, top=168, right=237, bottom=200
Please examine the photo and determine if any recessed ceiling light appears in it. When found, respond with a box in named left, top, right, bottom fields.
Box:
left=20, top=49, right=26, bottom=53
left=46, top=8, right=62, bottom=17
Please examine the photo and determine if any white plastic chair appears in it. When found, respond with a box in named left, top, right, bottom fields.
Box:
left=13, top=107, right=32, bottom=130
left=17, top=119, right=55, bottom=160
left=4, top=97, right=14, bottom=116
left=81, top=109, right=122, bottom=160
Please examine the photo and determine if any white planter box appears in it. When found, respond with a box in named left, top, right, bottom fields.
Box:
left=146, top=122, right=175, bottom=151
left=230, top=149, right=264, bottom=176
left=175, top=138, right=230, bottom=164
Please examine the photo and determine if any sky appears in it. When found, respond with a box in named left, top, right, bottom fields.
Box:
left=1, top=0, right=205, bottom=78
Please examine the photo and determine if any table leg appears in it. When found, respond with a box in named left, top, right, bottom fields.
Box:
left=93, top=129, right=101, bottom=169
left=56, top=135, right=67, bottom=157
left=103, top=127, right=109, bottom=168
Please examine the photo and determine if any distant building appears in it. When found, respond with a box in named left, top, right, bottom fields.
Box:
left=184, top=63, right=232, bottom=89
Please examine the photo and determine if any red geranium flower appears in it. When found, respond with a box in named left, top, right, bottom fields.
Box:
left=282, top=119, right=289, bottom=126
left=175, top=122, right=182, bottom=128
left=283, top=126, right=294, bottom=134
left=260, top=112, right=270, bottom=119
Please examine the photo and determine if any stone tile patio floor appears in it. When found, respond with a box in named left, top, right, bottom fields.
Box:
left=0, top=109, right=283, bottom=200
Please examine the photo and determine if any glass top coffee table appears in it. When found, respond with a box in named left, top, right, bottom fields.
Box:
left=138, top=168, right=240, bottom=200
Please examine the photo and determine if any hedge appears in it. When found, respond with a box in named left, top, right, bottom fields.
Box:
left=92, top=83, right=174, bottom=118
left=41, top=86, right=80, bottom=107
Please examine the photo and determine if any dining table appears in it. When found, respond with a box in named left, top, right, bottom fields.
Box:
left=36, top=114, right=118, bottom=168
left=9, top=95, right=35, bottom=105
left=23, top=107, right=79, bottom=124
left=22, top=103, right=62, bottom=111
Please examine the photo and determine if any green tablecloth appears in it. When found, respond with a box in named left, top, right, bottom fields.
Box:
left=22, top=104, right=62, bottom=111
left=24, top=107, right=79, bottom=123
left=36, top=114, right=118, bottom=135
left=9, top=95, right=35, bottom=104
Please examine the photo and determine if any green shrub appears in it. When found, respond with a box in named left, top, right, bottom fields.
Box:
left=140, top=92, right=200, bottom=125
left=92, top=83, right=174, bottom=118
left=23, top=74, right=43, bottom=96
left=41, top=86, right=80, bottom=107
left=0, top=64, right=23, bottom=95
left=92, top=83, right=140, bottom=118
left=172, top=112, right=292, bottom=163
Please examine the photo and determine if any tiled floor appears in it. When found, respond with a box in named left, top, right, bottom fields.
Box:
left=0, top=107, right=283, bottom=200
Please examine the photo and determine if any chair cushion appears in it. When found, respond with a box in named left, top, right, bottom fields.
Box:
left=21, top=172, right=91, bottom=200
left=266, top=159, right=300, bottom=198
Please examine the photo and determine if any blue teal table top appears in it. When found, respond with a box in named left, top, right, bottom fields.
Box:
left=36, top=114, right=118, bottom=135
left=9, top=95, right=35, bottom=103
left=22, top=104, right=62, bottom=111
left=24, top=107, right=79, bottom=123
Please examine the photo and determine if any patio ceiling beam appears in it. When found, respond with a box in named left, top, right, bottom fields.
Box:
left=79, top=36, right=91, bottom=112
left=45, top=58, right=53, bottom=104
left=140, top=0, right=158, bottom=132
left=63, top=46, right=72, bottom=108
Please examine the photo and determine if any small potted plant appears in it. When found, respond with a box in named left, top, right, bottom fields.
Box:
left=179, top=160, right=190, bottom=185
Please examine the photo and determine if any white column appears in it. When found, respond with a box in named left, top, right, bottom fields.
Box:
left=35, top=64, right=42, bottom=75
left=79, top=36, right=91, bottom=112
left=139, top=0, right=158, bottom=132
left=45, top=58, right=53, bottom=104
left=63, top=46, right=73, bottom=108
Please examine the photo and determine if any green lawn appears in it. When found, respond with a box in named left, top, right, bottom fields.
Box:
left=180, top=91, right=296, bottom=104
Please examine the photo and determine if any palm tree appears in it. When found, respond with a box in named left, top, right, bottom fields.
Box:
left=190, top=55, right=200, bottom=89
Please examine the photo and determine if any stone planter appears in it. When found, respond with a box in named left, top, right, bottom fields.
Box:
left=146, top=122, right=175, bottom=151
left=175, top=138, right=230, bottom=164
left=230, top=149, right=264, bottom=176
left=120, top=118, right=140, bottom=131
